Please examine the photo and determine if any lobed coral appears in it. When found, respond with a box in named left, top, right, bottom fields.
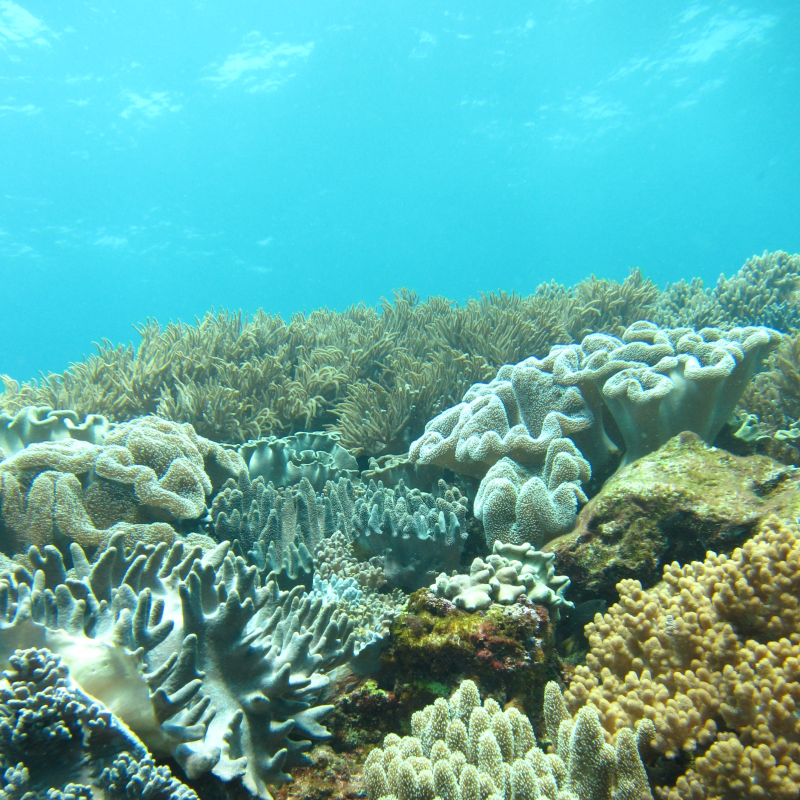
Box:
left=239, top=430, right=359, bottom=491
left=0, top=533, right=374, bottom=799
left=563, top=514, right=800, bottom=799
left=0, top=405, right=109, bottom=461
left=0, top=416, right=244, bottom=557
left=0, top=646, right=197, bottom=800
left=430, top=541, right=573, bottom=616
left=361, top=678, right=652, bottom=800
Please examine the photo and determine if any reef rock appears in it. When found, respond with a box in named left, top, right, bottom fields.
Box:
left=546, top=431, right=800, bottom=604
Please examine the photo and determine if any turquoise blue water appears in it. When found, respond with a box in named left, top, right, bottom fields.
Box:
left=1, top=1, right=798, bottom=380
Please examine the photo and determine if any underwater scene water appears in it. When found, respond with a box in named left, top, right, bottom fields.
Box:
left=2, top=2, right=800, bottom=799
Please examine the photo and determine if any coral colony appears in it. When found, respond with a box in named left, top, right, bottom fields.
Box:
left=1, top=250, right=800, bottom=799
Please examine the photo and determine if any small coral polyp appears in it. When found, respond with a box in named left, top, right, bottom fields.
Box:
left=0, top=534, right=358, bottom=800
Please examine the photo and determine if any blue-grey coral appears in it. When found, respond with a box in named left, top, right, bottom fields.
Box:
left=0, top=406, right=109, bottom=461
left=361, top=678, right=653, bottom=800
left=210, top=471, right=318, bottom=586
left=0, top=647, right=197, bottom=800
left=340, top=478, right=469, bottom=592
left=239, top=431, right=359, bottom=491
left=430, top=541, right=573, bottom=616
left=0, top=533, right=368, bottom=799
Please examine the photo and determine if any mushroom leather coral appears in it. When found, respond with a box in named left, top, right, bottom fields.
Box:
left=0, top=416, right=244, bottom=556
left=0, top=533, right=358, bottom=799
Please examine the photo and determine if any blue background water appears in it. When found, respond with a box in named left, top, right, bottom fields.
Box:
left=1, top=0, right=798, bottom=381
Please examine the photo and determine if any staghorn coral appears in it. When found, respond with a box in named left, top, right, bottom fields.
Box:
left=430, top=540, right=573, bottom=616
left=563, top=514, right=800, bottom=799
left=710, top=250, right=800, bottom=331
left=0, top=532, right=375, bottom=799
left=0, top=417, right=243, bottom=557
left=656, top=251, right=800, bottom=332
left=360, top=678, right=652, bottom=800
left=0, top=647, right=197, bottom=800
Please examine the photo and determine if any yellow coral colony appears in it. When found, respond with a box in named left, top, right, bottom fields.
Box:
left=564, top=514, right=800, bottom=799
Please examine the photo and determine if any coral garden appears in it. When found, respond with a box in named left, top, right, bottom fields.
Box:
left=2, top=250, right=800, bottom=799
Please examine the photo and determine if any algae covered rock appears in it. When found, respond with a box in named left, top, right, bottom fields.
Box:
left=380, top=590, right=556, bottom=721
left=546, top=431, right=800, bottom=604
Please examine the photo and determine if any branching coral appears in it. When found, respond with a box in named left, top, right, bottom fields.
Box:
left=361, top=678, right=652, bottom=800
left=563, top=514, right=800, bottom=799
left=0, top=533, right=371, bottom=799
left=0, top=647, right=197, bottom=800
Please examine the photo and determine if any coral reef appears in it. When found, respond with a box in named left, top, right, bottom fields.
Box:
left=0, top=647, right=197, bottom=799
left=547, top=432, right=800, bottom=605
left=361, top=678, right=653, bottom=800
left=239, top=431, right=359, bottom=491
left=0, top=533, right=372, bottom=799
left=411, top=321, right=779, bottom=550
left=381, top=590, right=555, bottom=720
left=431, top=541, right=573, bottom=616
left=564, top=514, right=800, bottom=799
left=0, top=266, right=728, bottom=461
left=0, top=416, right=244, bottom=557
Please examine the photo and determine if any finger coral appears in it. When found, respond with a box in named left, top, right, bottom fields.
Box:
left=360, top=678, right=652, bottom=800
left=563, top=514, right=800, bottom=799
left=0, top=532, right=371, bottom=799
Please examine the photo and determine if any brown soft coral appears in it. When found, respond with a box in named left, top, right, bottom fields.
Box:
left=0, top=417, right=243, bottom=555
left=564, top=515, right=800, bottom=799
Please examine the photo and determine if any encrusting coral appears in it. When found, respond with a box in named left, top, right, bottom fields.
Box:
left=360, top=678, right=653, bottom=800
left=0, top=646, right=197, bottom=799
left=0, top=532, right=380, bottom=799
left=0, top=415, right=244, bottom=557
left=563, top=514, right=800, bottom=799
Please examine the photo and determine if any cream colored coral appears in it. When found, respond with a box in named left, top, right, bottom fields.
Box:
left=565, top=515, right=800, bottom=798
